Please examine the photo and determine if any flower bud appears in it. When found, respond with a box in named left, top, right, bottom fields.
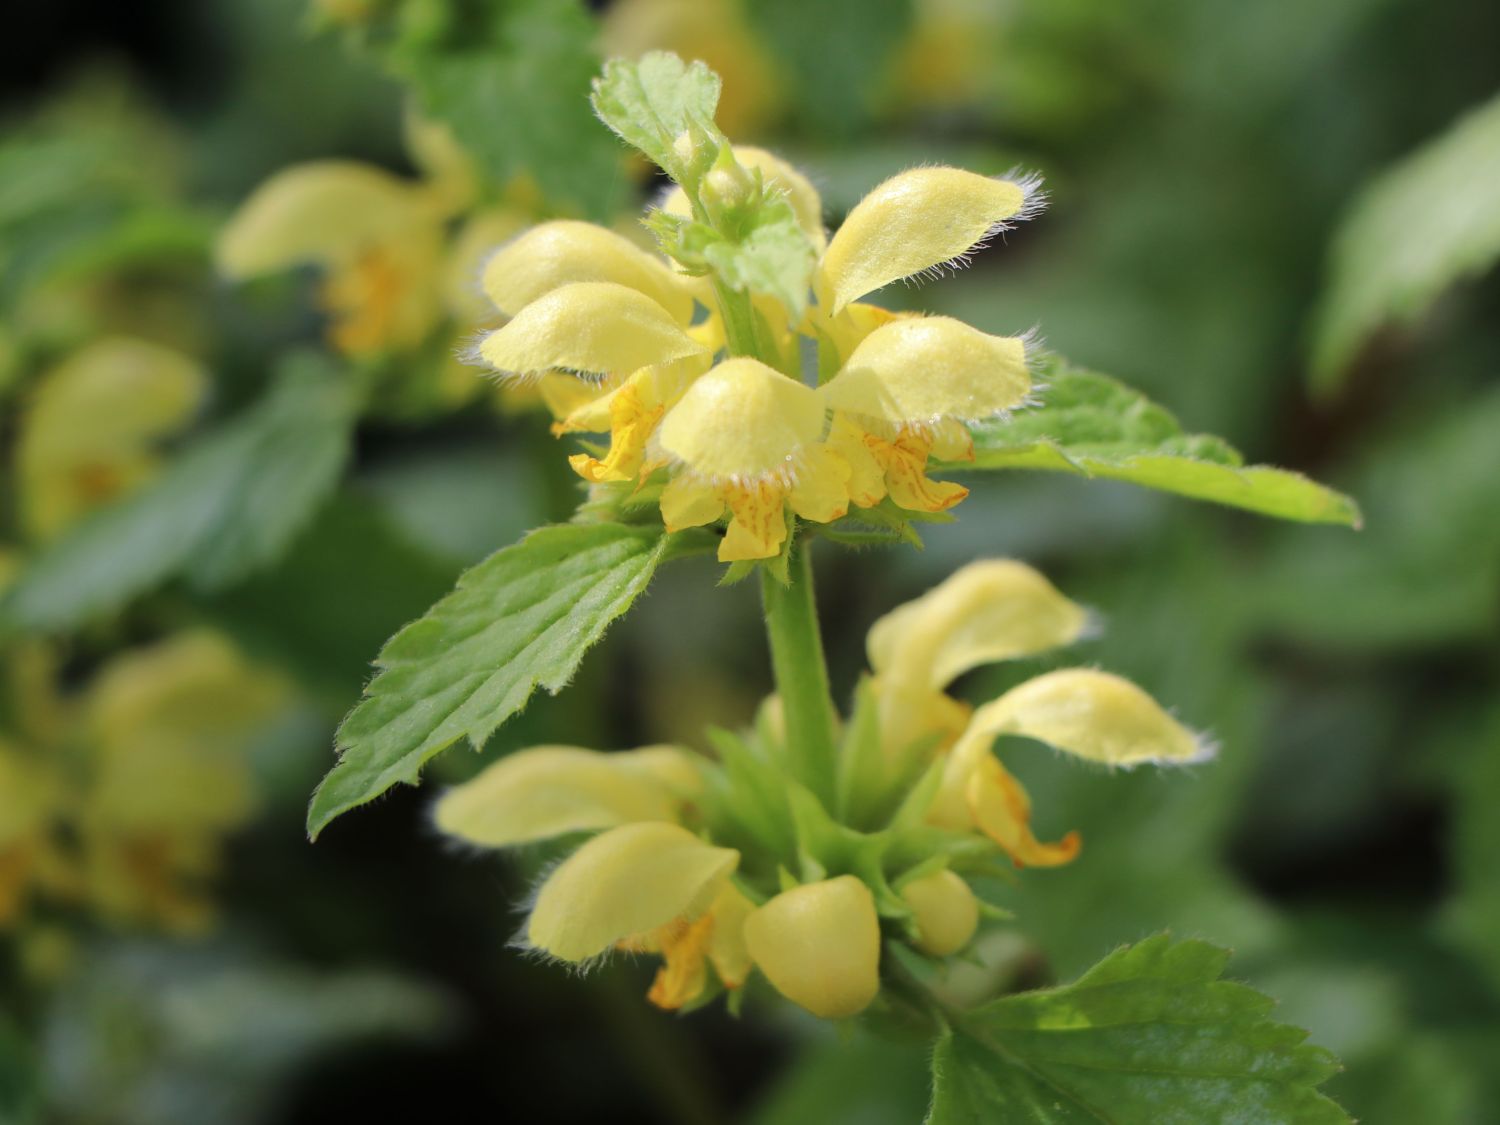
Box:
left=743, top=875, right=881, bottom=1019
left=899, top=869, right=979, bottom=957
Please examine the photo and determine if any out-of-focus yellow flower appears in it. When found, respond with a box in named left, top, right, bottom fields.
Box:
left=219, top=160, right=449, bottom=357
left=0, top=630, right=285, bottom=937
left=0, top=741, right=63, bottom=926
left=472, top=143, right=1043, bottom=561
left=78, top=632, right=287, bottom=931
left=17, top=337, right=206, bottom=542
left=601, top=0, right=784, bottom=139
left=893, top=0, right=1004, bottom=111
left=743, top=875, right=881, bottom=1019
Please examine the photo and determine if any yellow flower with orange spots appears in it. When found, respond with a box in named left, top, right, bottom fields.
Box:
left=471, top=140, right=1042, bottom=562
left=434, top=560, right=1207, bottom=1020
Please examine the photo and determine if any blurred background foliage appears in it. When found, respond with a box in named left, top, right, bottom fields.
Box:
left=1, top=0, right=1497, bottom=1121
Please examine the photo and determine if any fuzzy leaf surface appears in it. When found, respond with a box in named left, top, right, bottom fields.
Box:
left=952, top=354, right=1360, bottom=526
left=928, top=935, right=1348, bottom=1124
left=307, top=522, right=668, bottom=838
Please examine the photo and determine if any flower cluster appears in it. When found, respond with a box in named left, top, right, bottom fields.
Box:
left=217, top=115, right=536, bottom=412
left=436, top=561, right=1210, bottom=1019
left=472, top=148, right=1042, bottom=561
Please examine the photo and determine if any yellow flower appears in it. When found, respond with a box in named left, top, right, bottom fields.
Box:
left=79, top=632, right=287, bottom=931
left=743, top=875, right=882, bottom=1019
left=867, top=560, right=1090, bottom=759
left=470, top=146, right=1042, bottom=560
left=932, top=670, right=1210, bottom=867
left=17, top=337, right=206, bottom=542
left=218, top=160, right=449, bottom=357
left=865, top=561, right=1208, bottom=867
left=434, top=744, right=701, bottom=847
left=0, top=630, right=285, bottom=934
left=437, top=744, right=758, bottom=1010
left=656, top=357, right=849, bottom=561
left=0, top=741, right=63, bottom=926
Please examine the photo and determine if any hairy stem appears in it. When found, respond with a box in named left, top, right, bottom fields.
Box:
left=761, top=538, right=840, bottom=807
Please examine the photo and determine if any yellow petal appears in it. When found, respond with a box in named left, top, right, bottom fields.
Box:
left=217, top=161, right=436, bottom=277
left=444, top=209, right=530, bottom=323
left=826, top=413, right=887, bottom=508
left=820, top=167, right=1036, bottom=313
left=965, top=669, right=1212, bottom=769
left=660, top=475, right=726, bottom=531
left=931, top=669, right=1208, bottom=857
left=967, top=756, right=1081, bottom=868
left=321, top=240, right=443, bottom=355
left=86, top=633, right=284, bottom=834
left=433, top=746, right=685, bottom=848
left=527, top=822, right=739, bottom=962
left=540, top=372, right=615, bottom=425
left=19, top=338, right=206, bottom=542
left=657, top=357, right=824, bottom=481
left=404, top=110, right=478, bottom=216
left=478, top=281, right=706, bottom=378
left=868, top=560, right=1089, bottom=690
left=642, top=881, right=756, bottom=1010
left=706, top=882, right=756, bottom=989
left=743, top=875, right=881, bottom=1019
left=720, top=479, right=790, bottom=562
left=899, top=869, right=979, bottom=956
left=786, top=444, right=851, bottom=525
left=567, top=358, right=709, bottom=483
left=863, top=426, right=968, bottom=513
left=821, top=317, right=1031, bottom=424
left=481, top=221, right=695, bottom=323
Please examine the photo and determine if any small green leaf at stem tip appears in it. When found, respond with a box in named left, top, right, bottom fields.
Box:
left=306, top=522, right=668, bottom=839
left=0, top=352, right=357, bottom=635
left=927, top=934, right=1350, bottom=1124
left=590, top=51, right=722, bottom=182
left=952, top=353, right=1361, bottom=527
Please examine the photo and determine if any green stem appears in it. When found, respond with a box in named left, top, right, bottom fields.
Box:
left=761, top=538, right=840, bottom=808
left=712, top=279, right=759, bottom=357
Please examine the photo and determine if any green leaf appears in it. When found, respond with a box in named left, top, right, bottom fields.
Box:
left=0, top=353, right=357, bottom=633
left=590, top=51, right=722, bottom=182
left=952, top=354, right=1360, bottom=526
left=1310, top=90, right=1500, bottom=392
left=0, top=1013, right=41, bottom=1125
left=382, top=0, right=622, bottom=219
left=702, top=195, right=817, bottom=316
left=306, top=522, right=668, bottom=839
left=928, top=935, right=1348, bottom=1124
